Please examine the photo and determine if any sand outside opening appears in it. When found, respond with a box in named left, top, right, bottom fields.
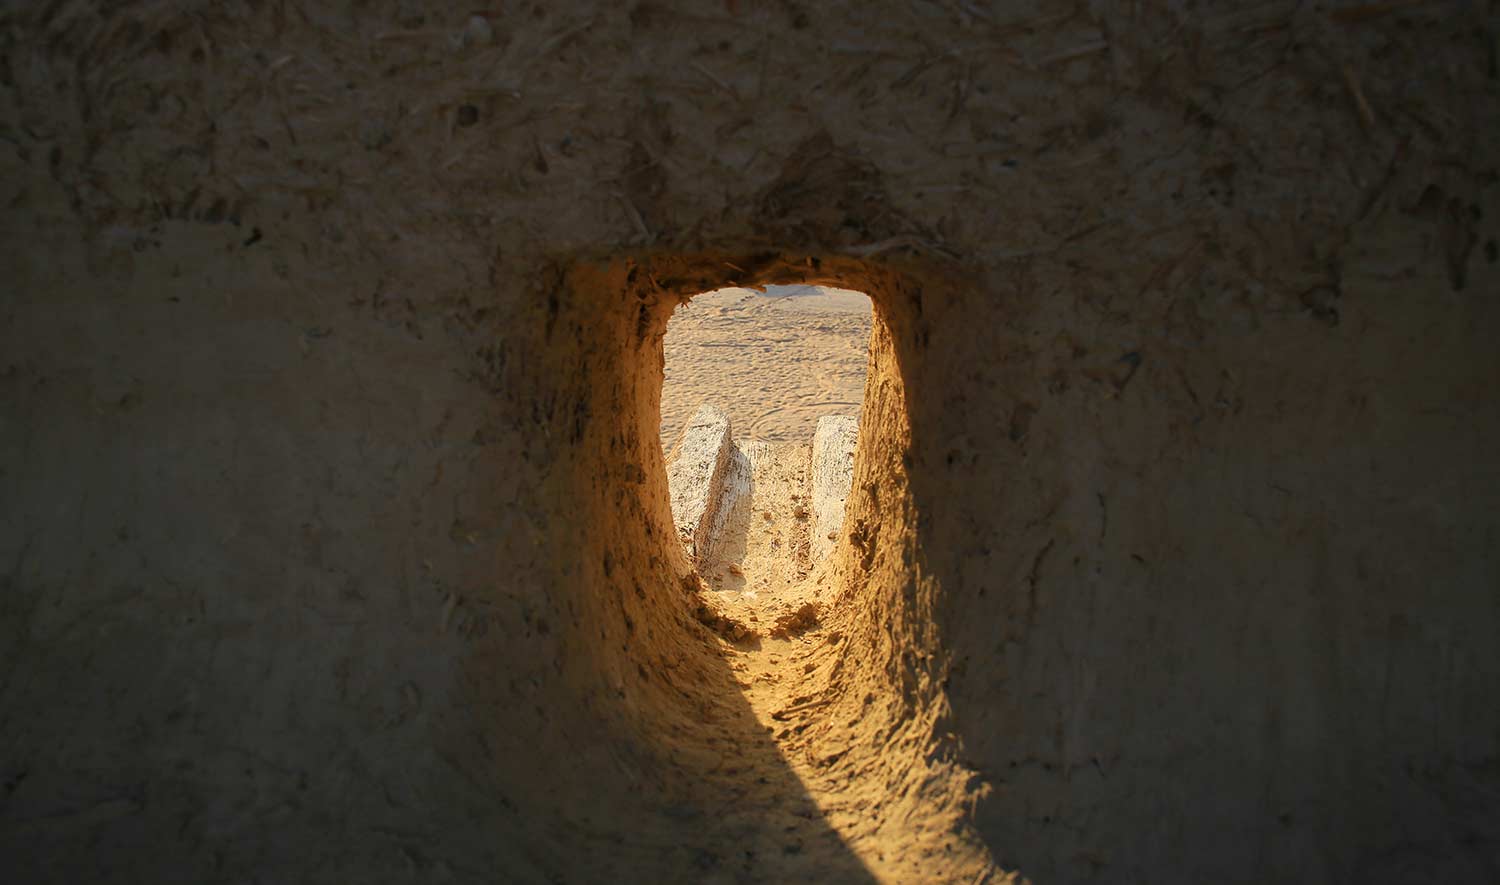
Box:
left=658, top=284, right=873, bottom=448
left=482, top=253, right=997, bottom=880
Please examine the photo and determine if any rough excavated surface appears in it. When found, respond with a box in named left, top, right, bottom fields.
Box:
left=2, top=2, right=1499, bottom=883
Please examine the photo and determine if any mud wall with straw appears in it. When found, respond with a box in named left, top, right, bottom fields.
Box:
left=2, top=3, right=1498, bottom=882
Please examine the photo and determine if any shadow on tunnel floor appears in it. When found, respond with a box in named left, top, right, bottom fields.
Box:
left=456, top=600, right=878, bottom=882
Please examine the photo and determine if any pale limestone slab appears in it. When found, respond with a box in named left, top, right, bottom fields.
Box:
left=810, top=415, right=859, bottom=562
left=665, top=403, right=732, bottom=564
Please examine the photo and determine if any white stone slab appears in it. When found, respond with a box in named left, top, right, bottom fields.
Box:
left=665, top=403, right=733, bottom=565
left=810, top=415, right=859, bottom=562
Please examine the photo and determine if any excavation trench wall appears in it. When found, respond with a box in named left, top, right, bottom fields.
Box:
left=3, top=3, right=1500, bottom=883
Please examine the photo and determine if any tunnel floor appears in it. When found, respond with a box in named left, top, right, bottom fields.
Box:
left=662, top=408, right=930, bottom=877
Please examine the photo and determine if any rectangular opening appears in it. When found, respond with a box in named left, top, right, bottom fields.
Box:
left=659, top=283, right=873, bottom=605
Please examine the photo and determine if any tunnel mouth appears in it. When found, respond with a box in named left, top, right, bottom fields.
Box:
left=658, top=283, right=873, bottom=613
left=461, top=251, right=997, bottom=880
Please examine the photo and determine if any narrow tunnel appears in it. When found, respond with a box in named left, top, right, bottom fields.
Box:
left=448, top=254, right=996, bottom=881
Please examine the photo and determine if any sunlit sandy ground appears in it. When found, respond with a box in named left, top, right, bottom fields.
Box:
left=660, top=285, right=872, bottom=449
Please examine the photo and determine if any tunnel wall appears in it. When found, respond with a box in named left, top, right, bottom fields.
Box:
left=2, top=2, right=1498, bottom=882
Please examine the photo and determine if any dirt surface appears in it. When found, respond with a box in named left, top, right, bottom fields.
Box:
left=701, top=440, right=814, bottom=596
left=661, top=286, right=872, bottom=447
left=2, top=3, right=1498, bottom=884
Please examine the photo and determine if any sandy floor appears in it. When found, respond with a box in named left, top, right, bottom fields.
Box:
left=699, top=440, right=812, bottom=596
left=660, top=285, right=872, bottom=448
left=664, top=288, right=878, bottom=846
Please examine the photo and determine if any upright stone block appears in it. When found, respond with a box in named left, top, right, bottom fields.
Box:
left=666, top=403, right=733, bottom=565
left=810, top=415, right=859, bottom=563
